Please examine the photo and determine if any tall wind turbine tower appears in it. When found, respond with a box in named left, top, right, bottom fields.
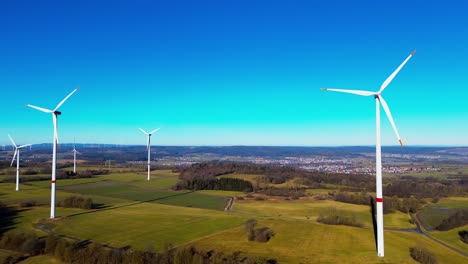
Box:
left=27, top=87, right=79, bottom=219
left=8, top=134, right=32, bottom=191
left=139, top=128, right=160, bottom=180
left=321, top=50, right=415, bottom=257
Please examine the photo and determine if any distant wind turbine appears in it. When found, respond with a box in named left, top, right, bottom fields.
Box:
left=321, top=50, right=415, bottom=257
left=8, top=134, right=32, bottom=191
left=72, top=140, right=81, bottom=174
left=27, top=87, right=79, bottom=219
left=139, top=128, right=160, bottom=180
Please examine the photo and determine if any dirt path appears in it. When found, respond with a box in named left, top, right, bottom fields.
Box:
left=224, top=196, right=234, bottom=211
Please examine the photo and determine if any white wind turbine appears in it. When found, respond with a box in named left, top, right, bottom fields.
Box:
left=139, top=128, right=160, bottom=180
left=8, top=135, right=32, bottom=191
left=321, top=50, right=415, bottom=257
left=72, top=140, right=81, bottom=174
left=27, top=87, right=79, bottom=219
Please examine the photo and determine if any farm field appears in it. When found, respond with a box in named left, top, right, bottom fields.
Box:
left=233, top=198, right=415, bottom=228
left=0, top=167, right=466, bottom=263
left=191, top=218, right=467, bottom=264
left=53, top=203, right=247, bottom=251
left=417, top=197, right=468, bottom=230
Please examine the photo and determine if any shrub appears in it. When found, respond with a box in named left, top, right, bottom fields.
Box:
left=254, top=227, right=275, bottom=242
left=245, top=219, right=257, bottom=241
left=410, top=247, right=438, bottom=264
left=58, top=196, right=93, bottom=209
left=458, top=230, right=468, bottom=244
left=0, top=230, right=44, bottom=256
left=20, top=200, right=37, bottom=207
left=317, top=208, right=363, bottom=227
left=244, top=219, right=274, bottom=243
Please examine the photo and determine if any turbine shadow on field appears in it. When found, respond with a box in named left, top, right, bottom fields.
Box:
left=0, top=207, right=28, bottom=236
left=65, top=191, right=194, bottom=218
left=369, top=196, right=377, bottom=251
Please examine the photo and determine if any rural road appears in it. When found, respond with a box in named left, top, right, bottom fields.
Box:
left=411, top=213, right=468, bottom=257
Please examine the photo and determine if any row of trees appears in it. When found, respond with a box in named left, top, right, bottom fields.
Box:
left=0, top=169, right=109, bottom=183
left=383, top=180, right=465, bottom=199
left=0, top=230, right=276, bottom=264
left=176, top=162, right=467, bottom=199
left=176, top=162, right=376, bottom=190
left=174, top=177, right=253, bottom=192
left=409, top=246, right=438, bottom=264
left=333, top=192, right=423, bottom=214
left=435, top=209, right=468, bottom=231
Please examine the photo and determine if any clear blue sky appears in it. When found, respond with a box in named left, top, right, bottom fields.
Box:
left=1, top=0, right=467, bottom=146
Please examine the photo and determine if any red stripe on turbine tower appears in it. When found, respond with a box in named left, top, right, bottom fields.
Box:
left=51, top=180, right=56, bottom=183
left=376, top=198, right=383, bottom=202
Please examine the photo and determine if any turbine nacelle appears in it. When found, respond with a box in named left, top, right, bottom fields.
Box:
left=54, top=111, right=62, bottom=116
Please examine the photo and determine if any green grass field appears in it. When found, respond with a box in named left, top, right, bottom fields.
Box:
left=418, top=197, right=468, bottom=229
left=430, top=225, right=468, bottom=253
left=191, top=218, right=467, bottom=264
left=18, top=255, right=63, bottom=264
left=1, top=168, right=466, bottom=263
left=53, top=203, right=247, bottom=251
left=233, top=198, right=415, bottom=229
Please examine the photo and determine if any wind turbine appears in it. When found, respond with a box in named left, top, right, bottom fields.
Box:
left=321, top=50, right=415, bottom=257
left=26, top=87, right=79, bottom=219
left=72, top=140, right=81, bottom=174
left=8, top=135, right=32, bottom=191
left=139, top=128, right=160, bottom=180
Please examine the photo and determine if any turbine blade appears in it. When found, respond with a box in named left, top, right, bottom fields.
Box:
left=149, top=128, right=160, bottom=135
left=76, top=151, right=81, bottom=155
left=378, top=50, right=416, bottom=94
left=26, top=104, right=53, bottom=113
left=321, top=88, right=376, bottom=96
left=8, top=134, right=17, bottom=148
left=379, top=96, right=403, bottom=146
left=11, top=149, right=17, bottom=167
left=18, top=144, right=32, bottom=149
left=139, top=128, right=148, bottom=135
left=54, top=86, right=79, bottom=111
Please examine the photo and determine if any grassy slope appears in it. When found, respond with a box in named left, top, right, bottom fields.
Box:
left=191, top=218, right=467, bottom=264
left=53, top=203, right=247, bottom=251
left=233, top=199, right=415, bottom=229
left=18, top=255, right=63, bottom=264
left=419, top=197, right=468, bottom=229
left=1, top=169, right=466, bottom=263
left=430, top=225, right=468, bottom=253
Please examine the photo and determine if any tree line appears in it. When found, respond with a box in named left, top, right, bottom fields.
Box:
left=0, top=230, right=276, bottom=264
left=175, top=162, right=467, bottom=199
left=435, top=208, right=468, bottom=231
left=174, top=177, right=253, bottom=192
